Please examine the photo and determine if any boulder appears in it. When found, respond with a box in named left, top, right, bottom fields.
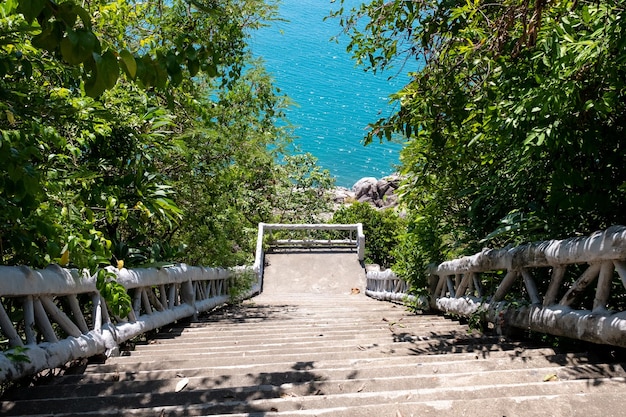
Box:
left=331, top=187, right=356, bottom=204
left=352, top=177, right=379, bottom=202
left=351, top=175, right=401, bottom=208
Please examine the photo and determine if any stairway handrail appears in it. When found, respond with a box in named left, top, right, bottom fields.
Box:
left=366, top=225, right=626, bottom=348
left=0, top=264, right=257, bottom=382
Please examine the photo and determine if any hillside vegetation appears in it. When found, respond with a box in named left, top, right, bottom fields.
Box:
left=331, top=0, right=626, bottom=290
left=0, top=0, right=334, bottom=273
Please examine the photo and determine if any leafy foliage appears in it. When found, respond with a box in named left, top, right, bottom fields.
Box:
left=96, top=269, right=132, bottom=318
left=331, top=202, right=405, bottom=268
left=0, top=0, right=336, bottom=319
left=4, top=0, right=278, bottom=96
left=331, top=0, right=626, bottom=287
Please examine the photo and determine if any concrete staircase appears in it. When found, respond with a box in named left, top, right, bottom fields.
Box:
left=2, top=292, right=626, bottom=417
left=3, top=250, right=626, bottom=416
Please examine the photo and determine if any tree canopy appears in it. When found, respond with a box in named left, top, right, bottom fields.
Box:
left=331, top=0, right=626, bottom=284
left=0, top=0, right=334, bottom=275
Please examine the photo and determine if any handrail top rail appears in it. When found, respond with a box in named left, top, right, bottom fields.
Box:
left=430, top=225, right=626, bottom=276
left=261, top=223, right=363, bottom=231
left=0, top=265, right=93, bottom=296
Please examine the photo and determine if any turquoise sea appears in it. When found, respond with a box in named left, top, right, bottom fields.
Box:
left=251, top=0, right=408, bottom=188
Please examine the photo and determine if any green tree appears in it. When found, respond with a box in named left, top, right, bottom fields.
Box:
left=1, top=0, right=336, bottom=274
left=331, top=0, right=626, bottom=287
left=0, top=0, right=282, bottom=269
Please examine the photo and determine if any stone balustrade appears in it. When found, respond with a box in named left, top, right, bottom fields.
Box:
left=366, top=226, right=626, bottom=347
left=0, top=264, right=257, bottom=381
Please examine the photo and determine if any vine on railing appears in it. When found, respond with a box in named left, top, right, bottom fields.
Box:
left=365, top=226, right=626, bottom=348
left=0, top=264, right=259, bottom=382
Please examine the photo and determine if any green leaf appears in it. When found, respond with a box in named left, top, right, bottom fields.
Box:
left=187, top=58, right=200, bottom=77
left=18, top=0, right=46, bottom=23
left=84, top=64, right=106, bottom=97
left=73, top=3, right=92, bottom=29
left=31, top=21, right=63, bottom=51
left=119, top=49, right=137, bottom=79
left=60, top=29, right=98, bottom=65
left=206, top=63, right=218, bottom=78
left=57, top=2, right=78, bottom=27
left=98, top=51, right=119, bottom=89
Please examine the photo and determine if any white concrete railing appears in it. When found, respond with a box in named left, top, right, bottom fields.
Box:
left=365, top=267, right=428, bottom=308
left=255, top=223, right=365, bottom=265
left=365, top=226, right=626, bottom=348
left=0, top=264, right=258, bottom=381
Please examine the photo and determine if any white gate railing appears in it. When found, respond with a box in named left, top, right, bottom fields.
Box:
left=365, top=226, right=626, bottom=348
left=0, top=264, right=258, bottom=381
left=254, top=223, right=365, bottom=279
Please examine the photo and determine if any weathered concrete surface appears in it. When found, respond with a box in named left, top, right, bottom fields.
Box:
left=3, top=293, right=626, bottom=417
left=3, top=251, right=626, bottom=417
left=262, top=248, right=366, bottom=294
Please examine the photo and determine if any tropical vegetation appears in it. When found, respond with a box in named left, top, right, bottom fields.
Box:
left=331, top=0, right=626, bottom=290
left=0, top=0, right=334, bottom=279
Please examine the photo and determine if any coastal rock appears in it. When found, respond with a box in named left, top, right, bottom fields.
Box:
left=351, top=174, right=401, bottom=208
left=331, top=187, right=356, bottom=204
left=352, top=177, right=379, bottom=201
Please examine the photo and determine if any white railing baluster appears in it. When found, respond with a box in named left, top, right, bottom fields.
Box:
left=141, top=288, right=153, bottom=315
left=159, top=285, right=167, bottom=307
left=92, top=293, right=103, bottom=332
left=543, top=266, right=566, bottom=306
left=493, top=270, right=520, bottom=302
left=593, top=261, right=614, bottom=312
left=34, top=297, right=58, bottom=343
left=148, top=288, right=164, bottom=312
left=521, top=269, right=541, bottom=305
left=132, top=289, right=143, bottom=315
left=473, top=274, right=483, bottom=297
left=67, top=294, right=89, bottom=333
left=0, top=300, right=22, bottom=347
left=168, top=285, right=176, bottom=309
left=560, top=263, right=601, bottom=307
left=614, top=260, right=626, bottom=290
left=40, top=296, right=82, bottom=338
left=24, top=296, right=36, bottom=345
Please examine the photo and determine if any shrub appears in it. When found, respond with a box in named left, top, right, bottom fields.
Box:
left=331, top=202, right=405, bottom=268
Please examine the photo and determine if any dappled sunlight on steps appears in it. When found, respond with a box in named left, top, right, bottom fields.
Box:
left=2, top=293, right=626, bottom=416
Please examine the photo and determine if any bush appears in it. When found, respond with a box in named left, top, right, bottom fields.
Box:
left=331, top=202, right=405, bottom=268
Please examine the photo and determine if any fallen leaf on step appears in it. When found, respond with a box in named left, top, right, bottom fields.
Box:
left=175, top=377, right=189, bottom=392
left=543, top=374, right=558, bottom=382
left=356, top=383, right=367, bottom=392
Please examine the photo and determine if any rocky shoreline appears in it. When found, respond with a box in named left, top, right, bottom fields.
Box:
left=331, top=174, right=402, bottom=209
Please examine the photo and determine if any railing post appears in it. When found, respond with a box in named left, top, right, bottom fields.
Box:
left=254, top=222, right=266, bottom=291
left=357, top=223, right=365, bottom=262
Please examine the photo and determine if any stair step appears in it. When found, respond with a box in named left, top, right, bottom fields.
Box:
left=3, top=377, right=624, bottom=416
left=2, top=293, right=623, bottom=417
left=4, top=362, right=623, bottom=401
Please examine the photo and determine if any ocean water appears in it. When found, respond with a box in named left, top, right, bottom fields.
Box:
left=251, top=0, right=408, bottom=188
